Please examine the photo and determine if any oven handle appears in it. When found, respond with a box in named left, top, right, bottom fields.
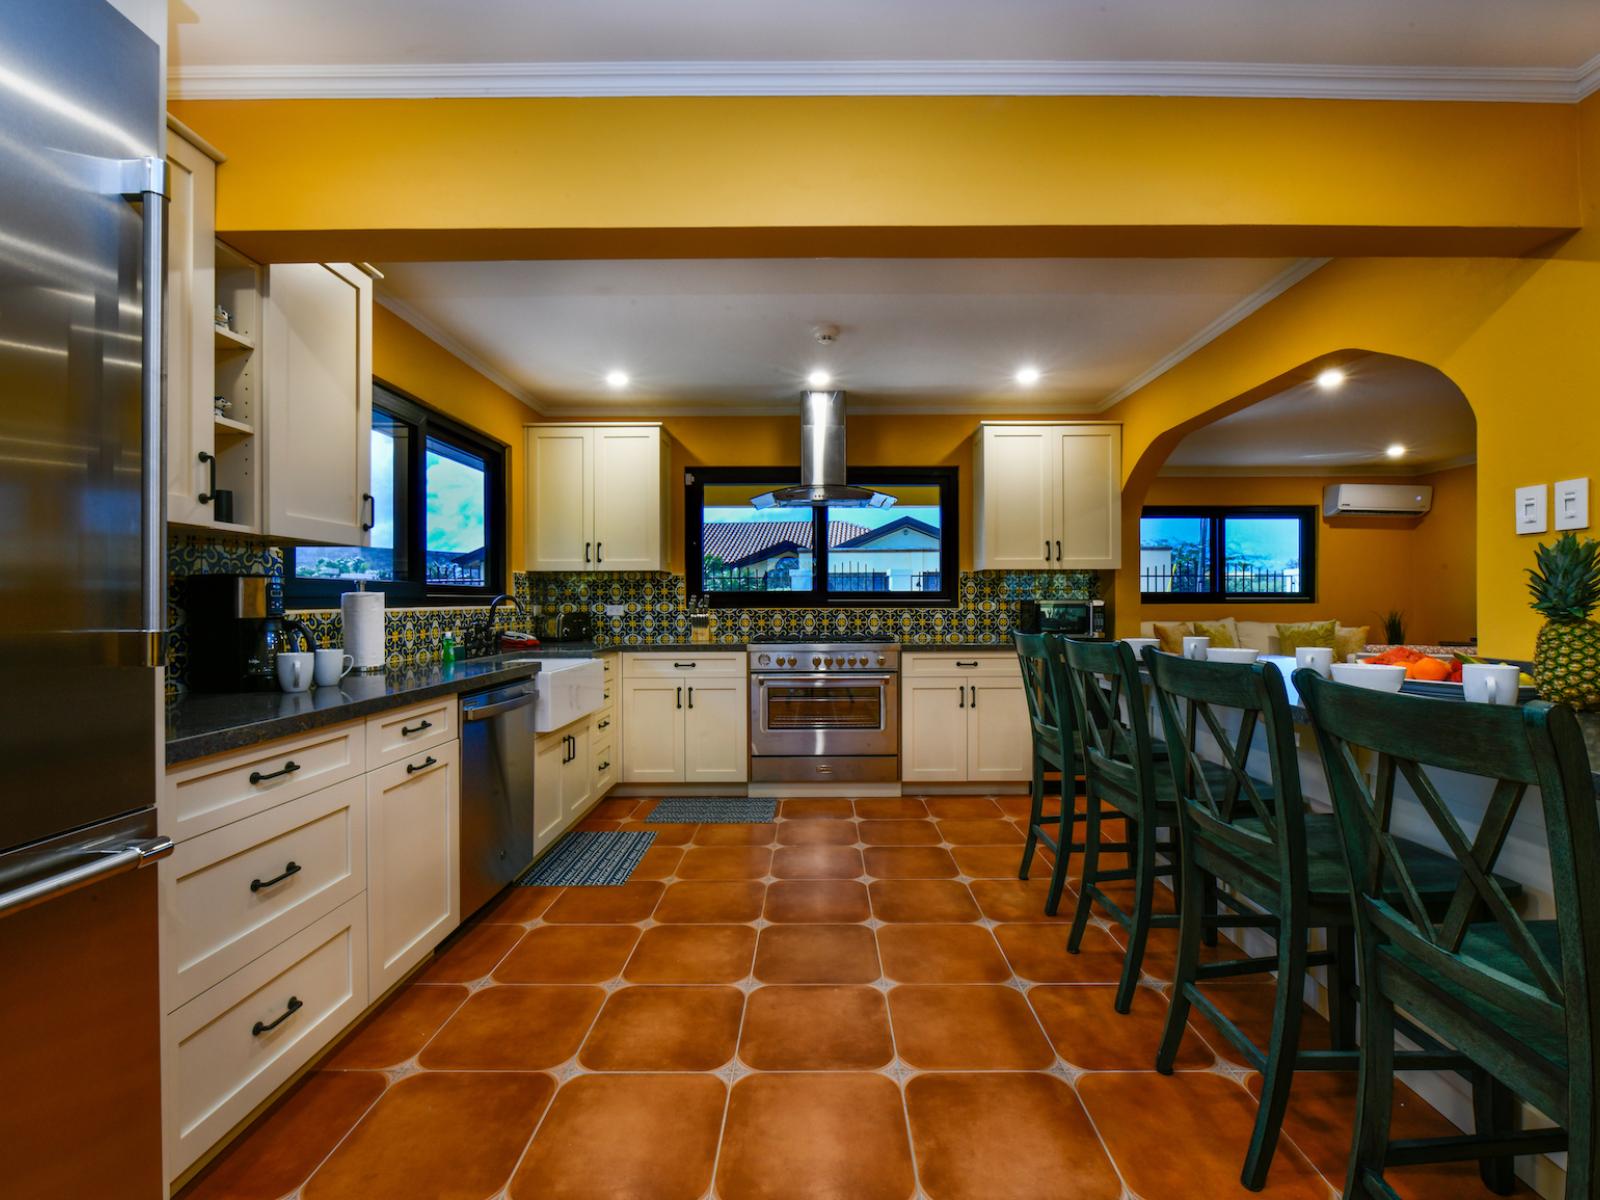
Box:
left=754, top=673, right=897, bottom=687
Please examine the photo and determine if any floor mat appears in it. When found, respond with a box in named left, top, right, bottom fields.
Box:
left=517, top=830, right=657, bottom=886
left=645, top=798, right=778, bottom=824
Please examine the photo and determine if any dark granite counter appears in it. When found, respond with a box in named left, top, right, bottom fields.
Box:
left=596, top=641, right=748, bottom=652
left=898, top=641, right=1019, bottom=652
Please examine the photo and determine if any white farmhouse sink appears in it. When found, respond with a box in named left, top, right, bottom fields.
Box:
left=526, top=658, right=605, bottom=732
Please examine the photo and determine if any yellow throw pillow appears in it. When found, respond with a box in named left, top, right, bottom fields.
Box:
left=1277, top=620, right=1338, bottom=656
left=1334, top=624, right=1370, bottom=662
left=1192, top=618, right=1240, bottom=649
left=1152, top=621, right=1194, bottom=654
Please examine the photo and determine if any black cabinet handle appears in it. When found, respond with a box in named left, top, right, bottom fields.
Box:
left=688, top=686, right=694, bottom=709
left=1056, top=539, right=1063, bottom=561
left=401, top=719, right=433, bottom=736
left=673, top=662, right=697, bottom=669
left=597, top=760, right=610, bottom=771
left=252, top=996, right=303, bottom=1036
left=198, top=450, right=217, bottom=504
left=406, top=755, right=438, bottom=775
left=597, top=718, right=610, bottom=730
left=955, top=661, right=979, bottom=668
left=676, top=686, right=683, bottom=709
left=970, top=685, right=977, bottom=708
left=361, top=492, right=375, bottom=532
left=584, top=542, right=591, bottom=564
left=248, top=761, right=301, bottom=785
left=596, top=542, right=603, bottom=564
left=959, top=687, right=965, bottom=709
left=250, top=862, right=302, bottom=893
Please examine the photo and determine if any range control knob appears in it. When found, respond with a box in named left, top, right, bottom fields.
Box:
left=847, top=655, right=858, bottom=666
left=812, top=656, right=823, bottom=667
left=876, top=654, right=887, bottom=665
left=757, top=653, right=772, bottom=666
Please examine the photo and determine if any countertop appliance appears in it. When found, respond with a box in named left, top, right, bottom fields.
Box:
left=0, top=3, right=171, bottom=1195
left=749, top=640, right=900, bottom=783
left=533, top=609, right=592, bottom=643
left=1038, top=598, right=1108, bottom=639
left=460, top=677, right=539, bottom=919
left=183, top=573, right=317, bottom=691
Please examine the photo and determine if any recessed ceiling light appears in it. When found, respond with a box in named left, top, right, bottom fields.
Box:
left=1015, top=365, right=1042, bottom=386
left=604, top=369, right=629, bottom=389
left=806, top=368, right=832, bottom=388
left=1385, top=443, right=1407, bottom=459
left=1315, top=367, right=1347, bottom=391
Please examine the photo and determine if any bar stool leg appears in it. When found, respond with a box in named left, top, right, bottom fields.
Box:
left=1156, top=824, right=1206, bottom=1074
left=1472, top=1073, right=1518, bottom=1195
left=1345, top=952, right=1396, bottom=1200
left=1018, top=751, right=1045, bottom=881
left=1116, top=813, right=1156, bottom=1013
left=1066, top=796, right=1102, bottom=955
left=1327, top=925, right=1358, bottom=1052
left=1043, top=779, right=1075, bottom=917
left=1240, top=930, right=1309, bottom=1190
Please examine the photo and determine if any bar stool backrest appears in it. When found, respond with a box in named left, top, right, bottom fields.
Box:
left=1060, top=637, right=1159, bottom=811
left=1013, top=631, right=1075, bottom=756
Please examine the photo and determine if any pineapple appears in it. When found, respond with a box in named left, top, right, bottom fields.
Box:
left=1527, top=532, right=1600, bottom=709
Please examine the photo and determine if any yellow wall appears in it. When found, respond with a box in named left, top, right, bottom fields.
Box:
left=1136, top=466, right=1476, bottom=644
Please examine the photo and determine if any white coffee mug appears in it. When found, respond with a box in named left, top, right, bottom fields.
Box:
left=1121, top=637, right=1161, bottom=659
left=1295, top=646, right=1335, bottom=678
left=1181, top=635, right=1210, bottom=661
left=314, top=648, right=355, bottom=687
left=1463, top=662, right=1521, bottom=706
left=276, top=651, right=314, bottom=693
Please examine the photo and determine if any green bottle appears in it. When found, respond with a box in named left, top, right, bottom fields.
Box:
left=440, top=631, right=457, bottom=666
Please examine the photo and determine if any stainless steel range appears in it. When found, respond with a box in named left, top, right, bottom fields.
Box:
left=748, top=639, right=900, bottom=783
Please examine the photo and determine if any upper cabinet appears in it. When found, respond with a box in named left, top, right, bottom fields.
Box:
left=163, top=125, right=218, bottom=529
left=973, top=422, right=1122, bottom=570
left=525, top=425, right=669, bottom=572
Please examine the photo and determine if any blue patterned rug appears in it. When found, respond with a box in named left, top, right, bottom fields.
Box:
left=516, top=830, right=656, bottom=886
left=645, top=798, right=778, bottom=824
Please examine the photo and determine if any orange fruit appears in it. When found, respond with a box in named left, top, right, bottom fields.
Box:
left=1405, top=656, right=1451, bottom=681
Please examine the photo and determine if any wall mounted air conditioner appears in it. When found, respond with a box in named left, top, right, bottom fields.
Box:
left=1323, top=483, right=1433, bottom=518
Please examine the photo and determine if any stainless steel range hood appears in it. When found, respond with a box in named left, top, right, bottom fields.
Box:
left=750, top=391, right=895, bottom=509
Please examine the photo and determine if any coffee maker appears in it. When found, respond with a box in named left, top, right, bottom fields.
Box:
left=183, top=574, right=316, bottom=692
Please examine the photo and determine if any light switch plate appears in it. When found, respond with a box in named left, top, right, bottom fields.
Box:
left=1554, top=478, right=1590, bottom=531
left=1515, top=484, right=1549, bottom=535
left=604, top=604, right=626, bottom=617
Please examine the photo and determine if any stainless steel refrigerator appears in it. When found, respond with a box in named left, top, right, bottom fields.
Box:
left=0, top=3, right=172, bottom=1195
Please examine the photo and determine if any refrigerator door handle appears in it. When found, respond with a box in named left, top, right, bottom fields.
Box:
left=0, top=836, right=172, bottom=921
left=130, top=156, right=169, bottom=660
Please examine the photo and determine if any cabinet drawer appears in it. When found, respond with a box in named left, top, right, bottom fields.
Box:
left=902, top=652, right=1020, bottom=679
left=165, top=777, right=366, bottom=1011
left=622, top=652, right=745, bottom=678
left=590, top=705, right=616, bottom=741
left=167, top=895, right=367, bottom=1173
left=165, top=723, right=366, bottom=843
left=593, top=739, right=615, bottom=793
left=365, top=696, right=457, bottom=768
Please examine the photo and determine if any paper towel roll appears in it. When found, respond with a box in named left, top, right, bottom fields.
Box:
left=341, top=591, right=386, bottom=672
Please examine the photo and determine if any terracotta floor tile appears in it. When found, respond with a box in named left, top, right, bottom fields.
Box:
left=618, top=819, right=696, bottom=844
left=923, top=795, right=1004, bottom=819
left=776, top=818, right=861, bottom=845
left=418, top=985, right=603, bottom=1070
left=302, top=1072, right=553, bottom=1200
left=764, top=879, right=871, bottom=923
left=622, top=924, right=756, bottom=983
left=1128, top=924, right=1245, bottom=984
left=968, top=878, right=1073, bottom=922
left=676, top=846, right=773, bottom=880
left=877, top=924, right=1011, bottom=983
left=478, top=885, right=563, bottom=924
left=510, top=1074, right=725, bottom=1200
left=771, top=844, right=865, bottom=879
left=936, top=818, right=1025, bottom=845
left=862, top=846, right=959, bottom=879
left=1028, top=984, right=1213, bottom=1071
left=629, top=798, right=661, bottom=817
left=993, top=923, right=1127, bottom=983
left=627, top=844, right=684, bottom=881
left=853, top=797, right=929, bottom=819
left=994, top=793, right=1069, bottom=820
left=951, top=845, right=1053, bottom=879
left=857, top=818, right=942, bottom=846
left=541, top=880, right=664, bottom=923
left=590, top=797, right=640, bottom=820
left=717, top=1073, right=915, bottom=1200
left=779, top=798, right=855, bottom=819
left=1190, top=980, right=1332, bottom=1066
left=738, top=985, right=894, bottom=1071
left=653, top=880, right=767, bottom=923
left=578, top=985, right=742, bottom=1071
left=868, top=879, right=980, bottom=923
left=753, top=924, right=882, bottom=984
left=417, top=922, right=525, bottom=982
left=322, top=984, right=468, bottom=1070
left=906, top=1072, right=1121, bottom=1200
left=1077, top=1071, right=1330, bottom=1199
left=574, top=817, right=624, bottom=832
left=493, top=925, right=641, bottom=984
left=888, top=984, right=1055, bottom=1070
left=179, top=1071, right=385, bottom=1200
left=691, top=822, right=778, bottom=846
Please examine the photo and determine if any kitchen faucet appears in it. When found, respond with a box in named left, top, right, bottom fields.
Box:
left=474, top=592, right=526, bottom=657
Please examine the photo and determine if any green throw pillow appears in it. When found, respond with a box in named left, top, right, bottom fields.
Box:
left=1192, top=618, right=1240, bottom=649
left=1277, top=620, right=1338, bottom=656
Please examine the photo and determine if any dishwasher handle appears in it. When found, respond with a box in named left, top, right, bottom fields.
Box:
left=462, top=691, right=537, bottom=722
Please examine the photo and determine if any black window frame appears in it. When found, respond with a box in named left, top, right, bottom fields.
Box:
left=284, top=380, right=507, bottom=609
left=686, top=466, right=959, bottom=608
left=1138, top=504, right=1317, bottom=605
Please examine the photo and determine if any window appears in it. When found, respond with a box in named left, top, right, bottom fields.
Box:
left=286, top=383, right=505, bottom=607
left=686, top=467, right=957, bottom=606
left=1139, top=506, right=1315, bottom=603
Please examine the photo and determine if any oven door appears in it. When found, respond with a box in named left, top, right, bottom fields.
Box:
left=751, top=673, right=898, bottom=757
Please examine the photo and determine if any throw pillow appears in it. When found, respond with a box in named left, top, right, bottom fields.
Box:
left=1334, top=624, right=1371, bottom=662
left=1192, top=618, right=1240, bottom=649
left=1276, top=619, right=1338, bottom=656
left=1152, top=621, right=1194, bottom=654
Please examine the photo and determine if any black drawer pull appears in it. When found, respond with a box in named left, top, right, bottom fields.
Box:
left=597, top=719, right=610, bottom=730
left=955, top=661, right=979, bottom=668
left=401, top=719, right=433, bottom=735
left=250, top=862, right=302, bottom=893
left=248, top=761, right=301, bottom=785
left=673, top=662, right=697, bottom=669
left=405, top=755, right=438, bottom=775
left=598, top=760, right=610, bottom=771
left=252, top=996, right=303, bottom=1036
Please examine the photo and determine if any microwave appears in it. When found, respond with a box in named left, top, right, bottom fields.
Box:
left=1037, top=599, right=1107, bottom=638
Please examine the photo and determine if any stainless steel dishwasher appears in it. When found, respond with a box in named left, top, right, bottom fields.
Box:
left=459, top=676, right=538, bottom=920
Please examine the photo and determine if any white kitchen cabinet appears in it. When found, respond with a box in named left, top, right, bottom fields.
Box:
left=967, top=679, right=1034, bottom=783
left=366, top=740, right=459, bottom=996
left=620, top=654, right=748, bottom=784
left=900, top=653, right=1031, bottom=783
left=262, top=262, right=373, bottom=544
left=533, top=719, right=596, bottom=849
left=619, top=676, right=686, bottom=783
left=973, top=423, right=1122, bottom=570
left=684, top=677, right=748, bottom=783
left=901, top=678, right=970, bottom=783
left=525, top=424, right=668, bottom=572
left=563, top=724, right=593, bottom=822
left=164, top=125, right=217, bottom=529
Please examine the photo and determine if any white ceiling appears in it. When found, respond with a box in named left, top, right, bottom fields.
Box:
left=373, top=257, right=1309, bottom=414
left=1161, top=354, right=1476, bottom=474
left=170, top=0, right=1600, bottom=100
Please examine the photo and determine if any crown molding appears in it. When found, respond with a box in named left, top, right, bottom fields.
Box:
left=374, top=292, right=545, bottom=413
left=168, top=57, right=1600, bottom=103
left=533, top=395, right=1104, bottom=419
left=1157, top=453, right=1478, bottom=478
left=1095, top=257, right=1330, bottom=412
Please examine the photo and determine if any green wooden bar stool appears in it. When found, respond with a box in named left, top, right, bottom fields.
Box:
left=1297, top=669, right=1595, bottom=1200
